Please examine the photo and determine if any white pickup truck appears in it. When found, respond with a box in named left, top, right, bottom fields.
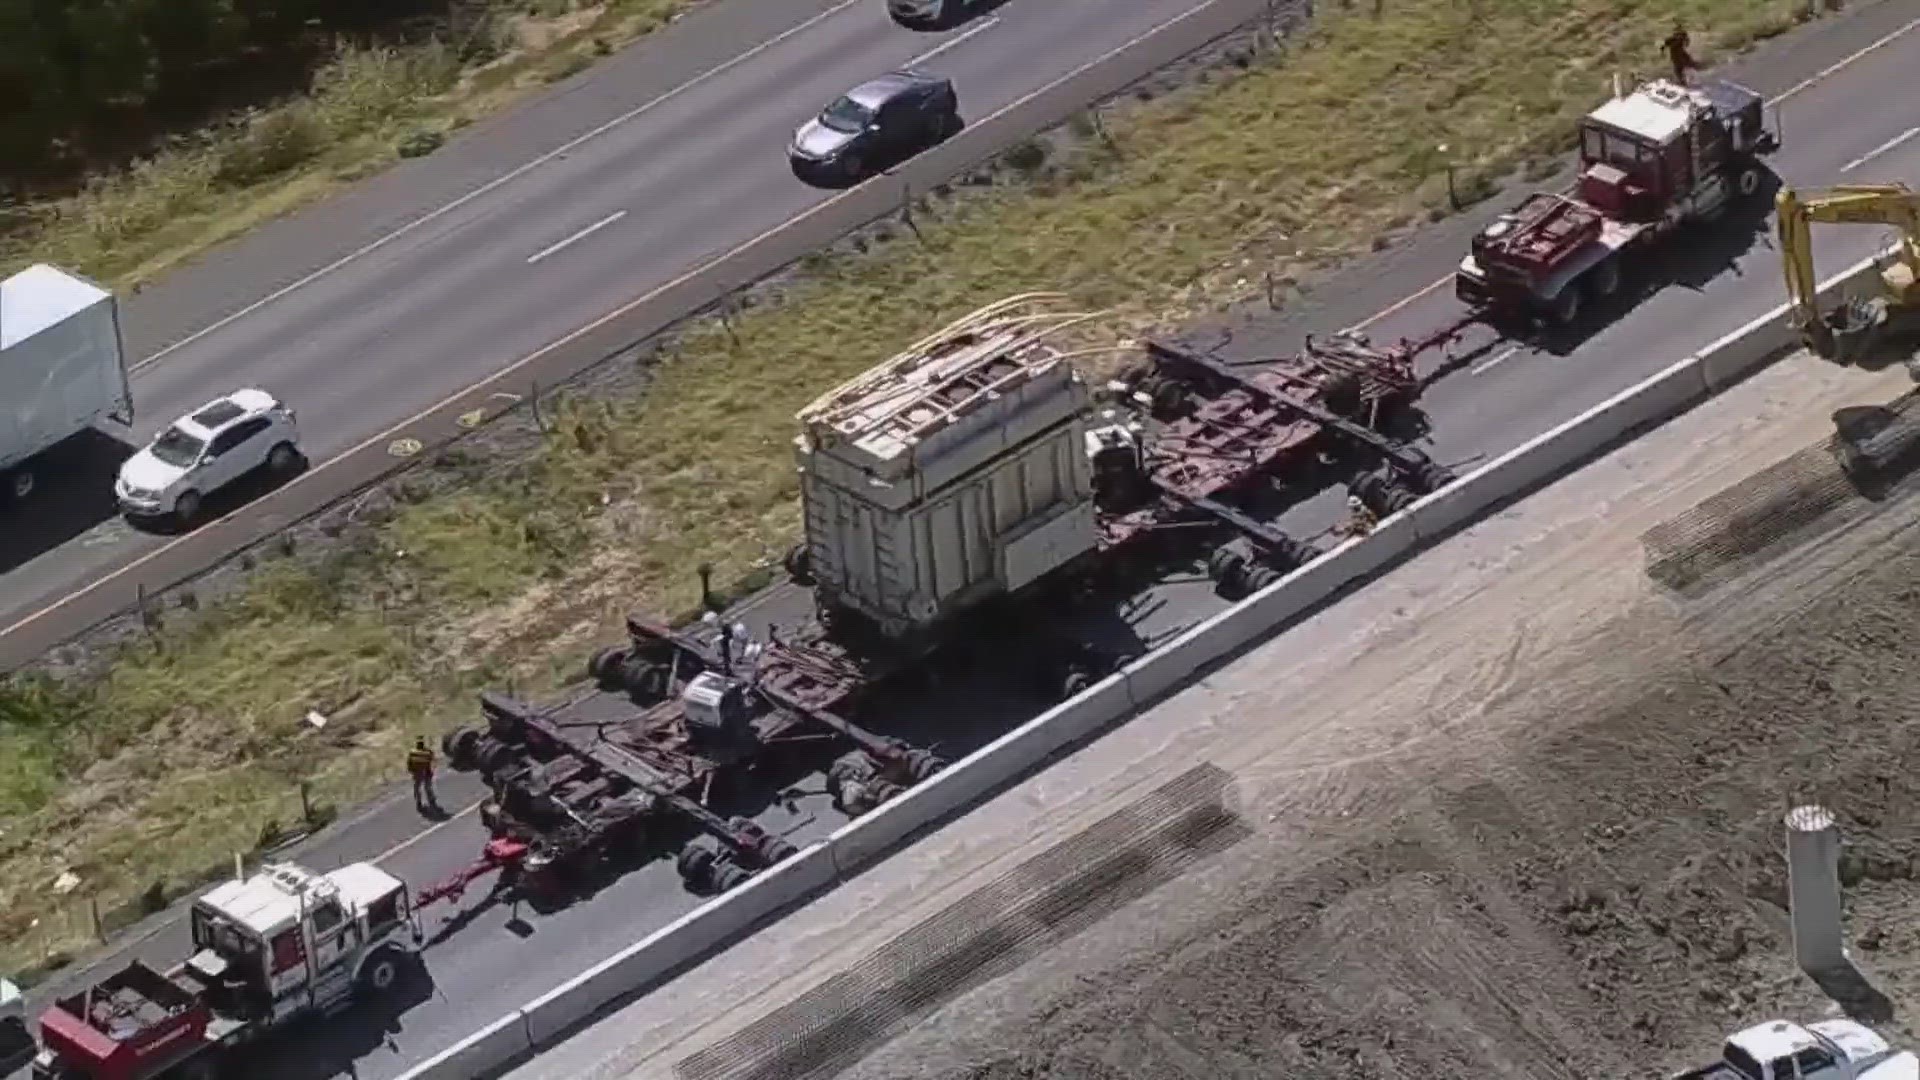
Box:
left=1678, top=1020, right=1919, bottom=1080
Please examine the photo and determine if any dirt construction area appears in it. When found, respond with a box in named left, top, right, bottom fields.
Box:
left=510, top=345, right=1920, bottom=1080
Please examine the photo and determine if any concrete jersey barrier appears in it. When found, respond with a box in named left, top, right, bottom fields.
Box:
left=400, top=252, right=1890, bottom=1079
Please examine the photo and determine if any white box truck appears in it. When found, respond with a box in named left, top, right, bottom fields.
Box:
left=0, top=264, right=133, bottom=502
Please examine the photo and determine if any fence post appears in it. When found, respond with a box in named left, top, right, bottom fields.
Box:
left=90, top=897, right=105, bottom=944
left=300, top=781, right=314, bottom=824
left=900, top=183, right=923, bottom=242
left=529, top=381, right=547, bottom=433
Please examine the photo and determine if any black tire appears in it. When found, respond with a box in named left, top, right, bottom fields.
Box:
left=1584, top=257, right=1623, bottom=300
left=1734, top=165, right=1763, bottom=202
left=1381, top=482, right=1419, bottom=514
left=3, top=469, right=32, bottom=502
left=840, top=153, right=865, bottom=181
left=933, top=110, right=962, bottom=142
left=444, top=727, right=482, bottom=770
left=1243, top=564, right=1282, bottom=592
left=358, top=949, right=404, bottom=994
left=1543, top=286, right=1581, bottom=327
left=783, top=542, right=814, bottom=585
left=173, top=489, right=202, bottom=525
left=267, top=441, right=303, bottom=475
left=179, top=1055, right=223, bottom=1080
left=1205, top=546, right=1245, bottom=584
left=1060, top=668, right=1094, bottom=701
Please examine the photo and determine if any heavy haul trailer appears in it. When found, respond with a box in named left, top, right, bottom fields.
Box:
left=439, top=294, right=1456, bottom=897
left=1456, top=75, right=1779, bottom=326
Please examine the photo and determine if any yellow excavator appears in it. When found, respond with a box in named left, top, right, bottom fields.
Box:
left=1777, top=183, right=1920, bottom=360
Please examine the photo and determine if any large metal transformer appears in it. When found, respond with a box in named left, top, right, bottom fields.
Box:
left=793, top=294, right=1102, bottom=639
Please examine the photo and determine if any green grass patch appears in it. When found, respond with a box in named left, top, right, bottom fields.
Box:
left=0, top=0, right=703, bottom=290
left=0, top=0, right=1814, bottom=969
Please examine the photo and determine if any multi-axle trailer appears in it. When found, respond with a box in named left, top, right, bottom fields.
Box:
left=431, top=294, right=1464, bottom=903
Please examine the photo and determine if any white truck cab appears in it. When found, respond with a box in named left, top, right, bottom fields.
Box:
left=186, top=861, right=420, bottom=1029
left=1682, top=1020, right=1920, bottom=1080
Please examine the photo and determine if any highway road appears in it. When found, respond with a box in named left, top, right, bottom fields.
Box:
left=0, top=0, right=1245, bottom=652
left=7, top=2, right=1920, bottom=1078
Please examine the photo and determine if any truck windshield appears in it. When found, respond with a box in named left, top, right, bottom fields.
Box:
left=191, top=905, right=255, bottom=964
left=149, top=425, right=205, bottom=468
left=1723, top=1044, right=1766, bottom=1080
left=1580, top=124, right=1654, bottom=178
left=819, top=96, right=874, bottom=135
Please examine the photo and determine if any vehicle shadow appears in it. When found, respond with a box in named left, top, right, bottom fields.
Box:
left=1495, top=169, right=1785, bottom=358
left=240, top=957, right=437, bottom=1080
left=125, top=457, right=311, bottom=538
left=0, top=429, right=137, bottom=576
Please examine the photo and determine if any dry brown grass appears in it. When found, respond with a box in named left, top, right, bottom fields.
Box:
left=0, top=0, right=1815, bottom=974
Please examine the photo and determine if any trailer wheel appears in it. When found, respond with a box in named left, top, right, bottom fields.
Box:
left=1584, top=257, right=1623, bottom=300
left=475, top=737, right=515, bottom=778
left=1060, top=668, right=1094, bottom=701
left=903, top=747, right=947, bottom=781
left=444, top=727, right=483, bottom=771
left=783, top=542, right=814, bottom=586
left=712, top=861, right=755, bottom=893
left=1734, top=166, right=1762, bottom=201
left=1412, top=458, right=1457, bottom=494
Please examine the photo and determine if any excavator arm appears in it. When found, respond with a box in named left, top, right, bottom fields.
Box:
left=1776, top=183, right=1920, bottom=358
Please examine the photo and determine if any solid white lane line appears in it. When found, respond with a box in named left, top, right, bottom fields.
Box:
left=133, top=0, right=868, bottom=373
left=1841, top=125, right=1920, bottom=173
left=904, top=16, right=1001, bottom=68
left=1471, top=346, right=1520, bottom=376
left=526, top=211, right=628, bottom=264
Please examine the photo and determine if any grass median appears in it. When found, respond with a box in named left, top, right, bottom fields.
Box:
left=0, top=0, right=703, bottom=290
left=0, top=0, right=1812, bottom=974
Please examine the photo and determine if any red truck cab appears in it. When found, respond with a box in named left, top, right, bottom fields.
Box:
left=1457, top=76, right=1778, bottom=325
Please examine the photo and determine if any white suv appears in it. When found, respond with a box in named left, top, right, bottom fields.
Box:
left=116, top=389, right=303, bottom=523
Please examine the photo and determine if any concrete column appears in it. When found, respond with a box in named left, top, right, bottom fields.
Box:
left=1785, top=804, right=1847, bottom=978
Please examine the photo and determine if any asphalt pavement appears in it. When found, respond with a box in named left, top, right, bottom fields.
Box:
left=0, top=0, right=1236, bottom=648
left=8, top=2, right=1920, bottom=1078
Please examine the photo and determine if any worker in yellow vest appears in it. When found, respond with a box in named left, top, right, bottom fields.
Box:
left=407, top=738, right=439, bottom=812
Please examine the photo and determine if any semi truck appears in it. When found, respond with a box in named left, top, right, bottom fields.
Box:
left=1456, top=74, right=1780, bottom=326
left=23, top=860, right=421, bottom=1080
left=0, top=264, right=133, bottom=504
left=1677, top=1020, right=1918, bottom=1080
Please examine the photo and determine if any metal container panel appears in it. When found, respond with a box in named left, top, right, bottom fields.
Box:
left=1, top=265, right=131, bottom=470
left=801, top=420, right=1094, bottom=633
left=796, top=364, right=1090, bottom=510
